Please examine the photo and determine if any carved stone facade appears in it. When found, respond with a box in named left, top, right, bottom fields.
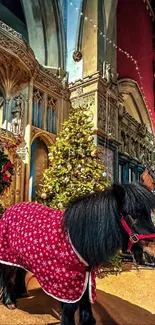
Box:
left=0, top=21, right=70, bottom=205
left=118, top=112, right=155, bottom=166
left=70, top=71, right=155, bottom=183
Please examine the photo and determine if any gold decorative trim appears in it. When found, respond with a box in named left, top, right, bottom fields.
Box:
left=0, top=20, right=70, bottom=99
left=31, top=126, right=56, bottom=147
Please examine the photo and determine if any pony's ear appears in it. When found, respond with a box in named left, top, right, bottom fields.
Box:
left=112, top=183, right=125, bottom=204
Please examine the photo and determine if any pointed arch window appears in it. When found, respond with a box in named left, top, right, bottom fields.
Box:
left=32, top=89, right=44, bottom=129
left=46, top=96, right=57, bottom=134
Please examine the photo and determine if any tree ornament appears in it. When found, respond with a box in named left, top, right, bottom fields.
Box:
left=58, top=202, right=63, bottom=209
left=58, top=164, right=62, bottom=169
left=41, top=192, right=47, bottom=200
left=74, top=172, right=78, bottom=177
left=48, top=186, right=53, bottom=191
left=71, top=151, right=76, bottom=156
left=72, top=50, right=82, bottom=62
left=77, top=133, right=83, bottom=139
left=103, top=172, right=107, bottom=178
left=67, top=163, right=72, bottom=171
left=91, top=149, right=98, bottom=157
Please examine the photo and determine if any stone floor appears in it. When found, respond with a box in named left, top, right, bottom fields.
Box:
left=0, top=270, right=155, bottom=324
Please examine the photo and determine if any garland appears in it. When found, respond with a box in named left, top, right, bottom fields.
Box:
left=0, top=149, right=14, bottom=194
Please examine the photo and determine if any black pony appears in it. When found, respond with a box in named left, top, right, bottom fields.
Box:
left=1, top=183, right=155, bottom=325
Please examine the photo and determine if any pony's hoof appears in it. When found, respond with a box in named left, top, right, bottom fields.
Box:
left=17, top=292, right=29, bottom=298
left=6, top=303, right=17, bottom=310
left=80, top=317, right=96, bottom=325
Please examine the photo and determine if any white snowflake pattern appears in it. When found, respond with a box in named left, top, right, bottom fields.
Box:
left=69, top=289, right=74, bottom=294
left=60, top=252, right=65, bottom=257
left=53, top=283, right=58, bottom=289
left=46, top=245, right=51, bottom=251
left=0, top=203, right=96, bottom=303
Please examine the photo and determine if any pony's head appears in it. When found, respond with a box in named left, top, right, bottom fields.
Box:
left=64, top=183, right=155, bottom=267
left=113, top=183, right=155, bottom=265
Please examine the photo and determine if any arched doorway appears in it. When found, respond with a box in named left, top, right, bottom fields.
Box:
left=29, top=137, right=48, bottom=201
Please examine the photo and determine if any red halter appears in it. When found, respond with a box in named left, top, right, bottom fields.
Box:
left=120, top=217, right=155, bottom=251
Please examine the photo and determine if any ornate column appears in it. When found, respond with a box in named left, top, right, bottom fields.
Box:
left=24, top=79, right=33, bottom=201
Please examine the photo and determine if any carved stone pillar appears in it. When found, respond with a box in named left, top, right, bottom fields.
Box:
left=15, top=158, right=23, bottom=203
left=24, top=79, right=33, bottom=201
left=56, top=98, right=70, bottom=133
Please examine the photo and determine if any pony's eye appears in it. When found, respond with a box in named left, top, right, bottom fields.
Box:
left=127, top=215, right=138, bottom=226
left=132, top=219, right=138, bottom=225
left=129, top=218, right=138, bottom=228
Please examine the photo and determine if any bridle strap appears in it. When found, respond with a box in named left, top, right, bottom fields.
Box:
left=120, top=217, right=133, bottom=236
left=120, top=217, right=155, bottom=251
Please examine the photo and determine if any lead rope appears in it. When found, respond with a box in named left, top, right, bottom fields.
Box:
left=131, top=253, right=140, bottom=271
left=26, top=274, right=35, bottom=292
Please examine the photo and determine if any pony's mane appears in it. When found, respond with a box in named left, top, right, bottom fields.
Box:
left=120, top=183, right=155, bottom=221
left=64, top=183, right=155, bottom=267
left=64, top=187, right=122, bottom=267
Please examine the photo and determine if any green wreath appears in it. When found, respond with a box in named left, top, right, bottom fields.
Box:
left=0, top=149, right=14, bottom=194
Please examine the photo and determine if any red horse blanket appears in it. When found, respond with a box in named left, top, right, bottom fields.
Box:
left=0, top=202, right=96, bottom=303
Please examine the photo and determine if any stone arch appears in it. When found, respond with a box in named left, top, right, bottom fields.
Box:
left=30, top=136, right=50, bottom=201
left=104, top=0, right=118, bottom=67
left=76, top=0, right=87, bottom=51
left=21, top=0, right=66, bottom=68
left=21, top=0, right=46, bottom=65
left=118, top=78, right=153, bottom=133
left=31, top=131, right=55, bottom=148
left=76, top=0, right=116, bottom=74
left=49, top=0, right=66, bottom=69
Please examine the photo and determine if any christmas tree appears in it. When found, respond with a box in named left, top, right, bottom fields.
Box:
left=38, top=105, right=108, bottom=209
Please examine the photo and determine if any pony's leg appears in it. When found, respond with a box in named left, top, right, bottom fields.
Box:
left=61, top=302, right=78, bottom=325
left=79, top=288, right=96, bottom=325
left=14, top=268, right=27, bottom=298
left=0, top=264, right=17, bottom=309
